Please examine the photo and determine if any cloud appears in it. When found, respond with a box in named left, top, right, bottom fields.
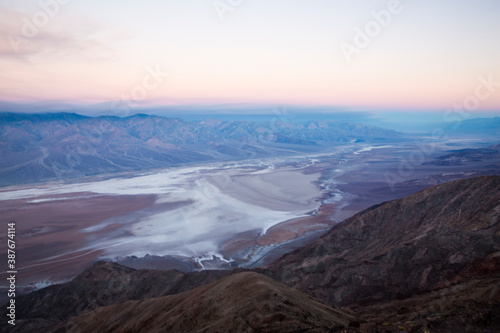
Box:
left=0, top=6, right=134, bottom=63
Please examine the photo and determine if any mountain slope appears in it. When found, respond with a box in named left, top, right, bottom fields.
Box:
left=0, top=112, right=401, bottom=185
left=262, top=176, right=500, bottom=307
left=53, top=272, right=355, bottom=333
left=425, top=144, right=500, bottom=166
left=2, top=262, right=231, bottom=332
left=444, top=116, right=500, bottom=137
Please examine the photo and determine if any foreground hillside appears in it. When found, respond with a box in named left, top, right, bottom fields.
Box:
left=5, top=264, right=232, bottom=332
left=265, top=176, right=500, bottom=304
left=0, top=112, right=400, bottom=185
left=54, top=272, right=355, bottom=333
left=262, top=175, right=500, bottom=330
left=2, top=176, right=499, bottom=332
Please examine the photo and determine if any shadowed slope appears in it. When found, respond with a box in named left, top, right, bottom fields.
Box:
left=263, top=176, right=500, bottom=307
left=1, top=262, right=231, bottom=332
left=54, top=272, right=356, bottom=333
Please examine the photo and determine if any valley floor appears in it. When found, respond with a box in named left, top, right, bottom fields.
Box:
left=1, top=140, right=499, bottom=304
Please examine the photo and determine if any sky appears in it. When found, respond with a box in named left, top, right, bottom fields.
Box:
left=0, top=0, right=499, bottom=115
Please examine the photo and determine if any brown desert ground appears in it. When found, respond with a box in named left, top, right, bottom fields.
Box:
left=0, top=193, right=156, bottom=286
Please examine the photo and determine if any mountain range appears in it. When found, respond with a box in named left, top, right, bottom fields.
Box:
left=0, top=112, right=401, bottom=186
left=4, top=176, right=499, bottom=332
left=425, top=144, right=500, bottom=166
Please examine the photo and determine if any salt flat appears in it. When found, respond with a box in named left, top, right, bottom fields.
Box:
left=0, top=159, right=325, bottom=286
left=1, top=145, right=427, bottom=288
left=84, top=163, right=323, bottom=259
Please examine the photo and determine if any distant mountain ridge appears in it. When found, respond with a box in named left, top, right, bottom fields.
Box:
left=445, top=117, right=500, bottom=136
left=0, top=112, right=401, bottom=186
left=425, top=144, right=500, bottom=166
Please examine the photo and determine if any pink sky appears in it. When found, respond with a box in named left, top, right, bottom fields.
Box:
left=0, top=0, right=499, bottom=112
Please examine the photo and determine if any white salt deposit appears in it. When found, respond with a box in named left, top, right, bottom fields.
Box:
left=0, top=160, right=324, bottom=261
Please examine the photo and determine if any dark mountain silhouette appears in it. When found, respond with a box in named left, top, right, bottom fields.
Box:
left=3, top=176, right=499, bottom=332
left=0, top=112, right=401, bottom=186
